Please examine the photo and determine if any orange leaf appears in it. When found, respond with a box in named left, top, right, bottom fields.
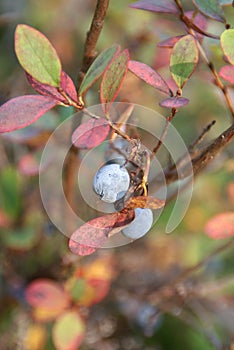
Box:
left=125, top=196, right=165, bottom=210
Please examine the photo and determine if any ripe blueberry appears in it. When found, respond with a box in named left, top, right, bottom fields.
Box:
left=122, top=208, right=153, bottom=239
left=93, top=163, right=130, bottom=203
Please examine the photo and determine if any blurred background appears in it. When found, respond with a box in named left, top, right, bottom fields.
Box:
left=0, top=0, right=234, bottom=349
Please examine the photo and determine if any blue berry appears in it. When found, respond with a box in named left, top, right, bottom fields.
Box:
left=122, top=208, right=153, bottom=239
left=93, top=163, right=130, bottom=203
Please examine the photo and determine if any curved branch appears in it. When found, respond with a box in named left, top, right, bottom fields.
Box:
left=164, top=123, right=234, bottom=184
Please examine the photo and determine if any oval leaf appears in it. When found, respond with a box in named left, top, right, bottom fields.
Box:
left=205, top=212, right=234, bottom=239
left=125, top=196, right=165, bottom=210
left=69, top=242, right=98, bottom=256
left=25, top=279, right=70, bottom=311
left=52, top=311, right=85, bottom=350
left=158, top=35, right=184, bottom=48
left=72, top=118, right=110, bottom=149
left=69, top=210, right=135, bottom=254
left=15, top=24, right=62, bottom=87
left=79, top=44, right=120, bottom=95
left=130, top=0, right=179, bottom=14
left=192, top=0, right=225, bottom=22
left=128, top=60, right=172, bottom=95
left=0, top=95, right=57, bottom=133
left=159, top=96, right=190, bottom=108
left=100, top=49, right=130, bottom=114
left=221, top=29, right=234, bottom=66
left=170, top=35, right=199, bottom=89
left=27, top=71, right=77, bottom=104
left=219, top=65, right=234, bottom=84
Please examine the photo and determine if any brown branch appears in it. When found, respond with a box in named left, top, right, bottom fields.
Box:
left=163, top=123, right=234, bottom=184
left=171, top=238, right=234, bottom=285
left=78, top=0, right=110, bottom=87
left=64, top=0, right=110, bottom=209
left=188, top=120, right=216, bottom=152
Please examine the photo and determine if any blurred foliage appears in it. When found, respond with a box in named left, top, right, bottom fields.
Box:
left=0, top=0, right=234, bottom=349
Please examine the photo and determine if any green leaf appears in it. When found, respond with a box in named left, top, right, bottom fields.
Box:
left=4, top=227, right=39, bottom=250
left=0, top=167, right=21, bottom=219
left=192, top=0, right=225, bottom=22
left=15, top=24, right=61, bottom=87
left=70, top=279, right=86, bottom=302
left=100, top=49, right=130, bottom=113
left=52, top=311, right=85, bottom=350
left=170, top=35, right=199, bottom=89
left=221, top=29, right=234, bottom=65
left=79, top=44, right=120, bottom=95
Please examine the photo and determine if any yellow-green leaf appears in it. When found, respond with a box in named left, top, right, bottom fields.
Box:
left=52, top=311, right=85, bottom=350
left=170, top=35, right=199, bottom=89
left=221, top=29, right=234, bottom=66
left=15, top=24, right=61, bottom=87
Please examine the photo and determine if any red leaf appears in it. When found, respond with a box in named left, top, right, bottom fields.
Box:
left=88, top=279, right=110, bottom=305
left=159, top=96, right=190, bottom=108
left=27, top=71, right=77, bottom=104
left=18, top=154, right=40, bottom=176
left=100, top=49, right=130, bottom=113
left=68, top=242, right=98, bottom=256
left=25, top=279, right=70, bottom=311
left=60, top=71, right=78, bottom=103
left=184, top=11, right=217, bottom=40
left=0, top=95, right=57, bottom=133
left=205, top=212, right=234, bottom=239
left=72, top=118, right=110, bottom=149
left=128, top=60, right=172, bottom=96
left=130, top=0, right=179, bottom=14
left=0, top=209, right=11, bottom=228
left=18, top=150, right=50, bottom=176
left=158, top=35, right=184, bottom=48
left=69, top=210, right=135, bottom=255
left=219, top=65, right=234, bottom=84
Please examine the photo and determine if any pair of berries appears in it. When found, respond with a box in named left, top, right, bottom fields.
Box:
left=93, top=162, right=153, bottom=239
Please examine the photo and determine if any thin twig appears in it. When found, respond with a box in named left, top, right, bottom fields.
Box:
left=151, top=108, right=177, bottom=159
left=189, top=120, right=216, bottom=152
left=172, top=239, right=234, bottom=285
left=161, top=122, right=234, bottom=185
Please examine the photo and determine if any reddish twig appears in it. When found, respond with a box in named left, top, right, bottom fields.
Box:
left=174, top=0, right=234, bottom=122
